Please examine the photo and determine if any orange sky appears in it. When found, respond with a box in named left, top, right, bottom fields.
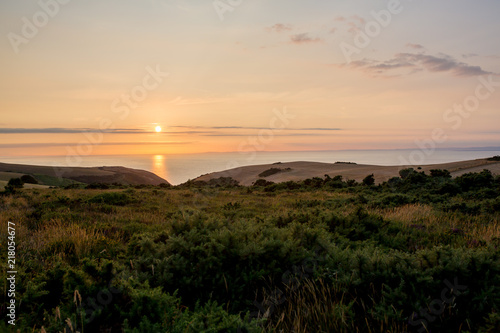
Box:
left=1, top=0, right=499, bottom=157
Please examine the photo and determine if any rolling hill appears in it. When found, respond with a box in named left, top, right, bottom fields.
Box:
left=0, top=162, right=170, bottom=187
left=193, top=158, right=500, bottom=186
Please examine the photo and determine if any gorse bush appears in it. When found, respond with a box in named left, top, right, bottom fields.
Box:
left=0, top=168, right=499, bottom=332
left=88, top=192, right=133, bottom=206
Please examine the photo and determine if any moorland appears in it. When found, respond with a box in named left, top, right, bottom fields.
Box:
left=1, top=159, right=500, bottom=332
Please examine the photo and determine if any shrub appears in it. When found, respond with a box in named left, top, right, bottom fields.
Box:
left=455, top=169, right=493, bottom=192
left=430, top=169, right=451, bottom=178
left=88, top=192, right=133, bottom=206
left=8, top=177, right=24, bottom=188
left=258, top=168, right=291, bottom=178
left=253, top=179, right=275, bottom=187
left=86, top=183, right=110, bottom=189
left=21, top=174, right=39, bottom=184
left=346, top=179, right=357, bottom=187
left=362, top=174, right=375, bottom=186
left=399, top=168, right=415, bottom=180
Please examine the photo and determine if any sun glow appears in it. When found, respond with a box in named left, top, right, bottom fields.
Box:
left=155, top=126, right=162, bottom=133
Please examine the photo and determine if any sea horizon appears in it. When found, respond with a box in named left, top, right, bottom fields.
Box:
left=2, top=147, right=499, bottom=185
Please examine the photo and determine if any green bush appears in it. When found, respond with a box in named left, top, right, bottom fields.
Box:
left=21, top=174, right=39, bottom=184
left=88, top=192, right=133, bottom=206
left=259, top=168, right=285, bottom=178
left=362, top=174, right=375, bottom=186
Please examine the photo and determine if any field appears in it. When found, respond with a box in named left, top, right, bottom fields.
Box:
left=0, top=162, right=169, bottom=187
left=0, top=172, right=51, bottom=190
left=1, top=168, right=500, bottom=332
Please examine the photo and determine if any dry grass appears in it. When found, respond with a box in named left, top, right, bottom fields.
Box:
left=262, top=278, right=408, bottom=333
left=17, top=219, right=108, bottom=260
left=375, top=204, right=500, bottom=243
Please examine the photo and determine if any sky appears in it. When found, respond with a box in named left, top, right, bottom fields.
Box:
left=0, top=0, right=499, bottom=157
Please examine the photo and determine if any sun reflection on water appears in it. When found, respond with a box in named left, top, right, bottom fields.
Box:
left=152, top=155, right=169, bottom=182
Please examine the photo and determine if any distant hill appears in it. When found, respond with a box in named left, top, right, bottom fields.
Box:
left=193, top=158, right=500, bottom=186
left=0, top=162, right=170, bottom=186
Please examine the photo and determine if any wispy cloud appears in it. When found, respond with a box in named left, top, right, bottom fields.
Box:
left=341, top=51, right=495, bottom=77
left=205, top=133, right=329, bottom=137
left=334, top=15, right=366, bottom=35
left=0, top=141, right=193, bottom=149
left=0, top=126, right=342, bottom=140
left=266, top=23, right=293, bottom=33
left=290, top=33, right=322, bottom=44
left=168, top=126, right=341, bottom=131
left=406, top=43, right=425, bottom=50
left=0, top=128, right=159, bottom=134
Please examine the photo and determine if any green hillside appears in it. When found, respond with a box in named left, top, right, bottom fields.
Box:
left=1, top=168, right=499, bottom=332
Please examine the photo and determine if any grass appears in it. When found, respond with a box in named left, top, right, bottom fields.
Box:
left=0, top=171, right=77, bottom=189
left=0, top=170, right=499, bottom=332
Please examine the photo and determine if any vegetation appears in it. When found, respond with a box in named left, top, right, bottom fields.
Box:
left=0, top=168, right=499, bottom=332
left=20, top=174, right=38, bottom=184
left=258, top=167, right=292, bottom=178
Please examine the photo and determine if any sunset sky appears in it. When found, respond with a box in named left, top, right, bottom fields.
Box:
left=1, top=0, right=499, bottom=157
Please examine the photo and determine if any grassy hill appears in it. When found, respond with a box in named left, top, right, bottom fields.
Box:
left=1, top=167, right=499, bottom=332
left=0, top=162, right=170, bottom=187
left=194, top=158, right=500, bottom=186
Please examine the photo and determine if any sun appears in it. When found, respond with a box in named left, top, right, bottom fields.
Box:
left=155, top=126, right=162, bottom=133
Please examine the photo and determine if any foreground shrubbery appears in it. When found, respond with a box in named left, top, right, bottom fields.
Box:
left=0, top=168, right=499, bottom=332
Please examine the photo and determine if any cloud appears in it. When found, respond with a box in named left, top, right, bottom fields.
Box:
left=0, top=128, right=157, bottom=134
left=462, top=53, right=478, bottom=59
left=0, top=128, right=214, bottom=135
left=334, top=15, right=366, bottom=35
left=0, top=141, right=193, bottom=149
left=290, top=33, right=322, bottom=44
left=0, top=126, right=342, bottom=141
left=266, top=23, right=293, bottom=33
left=342, top=52, right=495, bottom=77
left=205, top=133, right=328, bottom=137
left=169, top=126, right=341, bottom=131
left=406, top=43, right=425, bottom=50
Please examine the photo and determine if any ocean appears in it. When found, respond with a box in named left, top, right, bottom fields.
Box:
left=1, top=149, right=499, bottom=185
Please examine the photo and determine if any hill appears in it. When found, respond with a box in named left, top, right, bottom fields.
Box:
left=193, top=158, right=500, bottom=186
left=0, top=162, right=170, bottom=186
left=1, top=168, right=500, bottom=332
